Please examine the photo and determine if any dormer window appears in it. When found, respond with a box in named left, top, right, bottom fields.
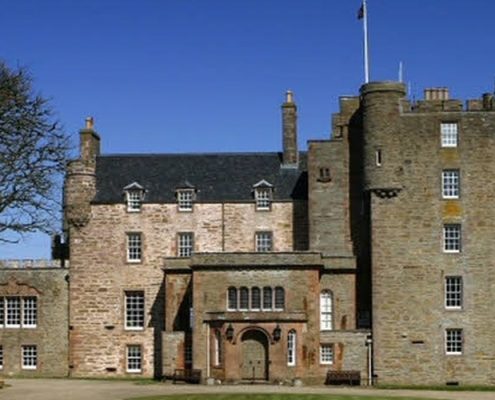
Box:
left=253, top=180, right=273, bottom=211
left=177, top=190, right=194, bottom=211
left=123, top=182, right=145, bottom=213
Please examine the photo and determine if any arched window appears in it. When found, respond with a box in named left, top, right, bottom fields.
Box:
left=214, top=330, right=222, bottom=366
left=251, top=287, right=261, bottom=310
left=227, top=287, right=237, bottom=310
left=274, top=287, right=285, bottom=310
left=287, top=330, right=296, bottom=366
left=262, top=287, right=272, bottom=310
left=320, top=290, right=333, bottom=330
left=239, top=287, right=249, bottom=310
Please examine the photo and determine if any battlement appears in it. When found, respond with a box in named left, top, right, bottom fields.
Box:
left=0, top=259, right=67, bottom=269
left=407, top=88, right=494, bottom=113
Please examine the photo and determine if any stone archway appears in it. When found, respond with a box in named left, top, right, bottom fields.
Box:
left=241, top=329, right=269, bottom=381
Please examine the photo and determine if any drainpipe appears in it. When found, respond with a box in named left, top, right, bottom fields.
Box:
left=206, top=323, right=210, bottom=378
left=365, top=334, right=373, bottom=385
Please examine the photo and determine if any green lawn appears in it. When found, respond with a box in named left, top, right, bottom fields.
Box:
left=126, top=394, right=432, bottom=400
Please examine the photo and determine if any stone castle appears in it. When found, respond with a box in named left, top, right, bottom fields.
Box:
left=1, top=81, right=495, bottom=386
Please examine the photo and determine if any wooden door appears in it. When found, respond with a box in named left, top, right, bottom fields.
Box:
left=241, top=330, right=268, bottom=380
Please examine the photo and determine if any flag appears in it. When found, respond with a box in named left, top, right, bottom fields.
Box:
left=357, top=3, right=364, bottom=20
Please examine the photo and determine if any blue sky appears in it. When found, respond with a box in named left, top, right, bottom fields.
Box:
left=2, top=0, right=495, bottom=259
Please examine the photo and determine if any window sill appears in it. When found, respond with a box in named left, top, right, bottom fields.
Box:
left=126, top=260, right=142, bottom=264
left=126, top=369, right=142, bottom=374
left=22, top=366, right=37, bottom=370
left=320, top=361, right=334, bottom=365
left=125, top=327, right=145, bottom=332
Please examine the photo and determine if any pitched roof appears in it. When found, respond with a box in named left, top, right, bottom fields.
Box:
left=93, top=152, right=307, bottom=204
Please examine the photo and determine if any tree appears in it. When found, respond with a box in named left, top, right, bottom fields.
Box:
left=0, top=61, right=69, bottom=243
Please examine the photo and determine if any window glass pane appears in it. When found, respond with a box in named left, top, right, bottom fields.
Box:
left=127, top=233, right=142, bottom=261
left=255, top=232, right=272, bottom=252
left=445, top=277, right=462, bottom=308
left=0, top=298, right=4, bottom=326
left=178, top=190, right=193, bottom=211
left=127, top=191, right=142, bottom=211
left=320, top=344, right=334, bottom=364
left=320, top=291, right=333, bottom=330
left=441, top=123, right=458, bottom=147
left=287, top=330, right=296, bottom=366
left=442, top=170, right=459, bottom=199
left=255, top=188, right=271, bottom=210
left=6, top=297, right=21, bottom=327
left=127, top=345, right=142, bottom=372
left=443, top=224, right=461, bottom=252
left=227, top=287, right=237, bottom=310
left=0, top=346, right=3, bottom=369
left=445, top=329, right=463, bottom=354
left=262, top=287, right=272, bottom=310
left=22, top=345, right=37, bottom=369
left=251, top=287, right=261, bottom=310
left=178, top=233, right=194, bottom=257
left=239, top=287, right=249, bottom=310
left=23, top=297, right=37, bottom=327
left=126, top=291, right=144, bottom=329
left=274, top=287, right=284, bottom=310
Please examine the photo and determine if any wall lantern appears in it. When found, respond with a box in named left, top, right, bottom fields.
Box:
left=273, top=324, right=281, bottom=341
left=226, top=324, right=234, bottom=341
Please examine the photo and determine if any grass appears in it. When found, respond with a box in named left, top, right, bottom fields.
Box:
left=377, top=384, right=495, bottom=391
left=126, top=394, right=433, bottom=400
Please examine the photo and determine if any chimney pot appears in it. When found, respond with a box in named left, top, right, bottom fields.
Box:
left=285, top=90, right=294, bottom=103
left=85, top=117, right=94, bottom=130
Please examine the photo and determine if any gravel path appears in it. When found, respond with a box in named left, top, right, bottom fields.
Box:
left=1, top=378, right=494, bottom=400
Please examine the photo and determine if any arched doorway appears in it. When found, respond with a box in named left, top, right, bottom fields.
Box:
left=241, top=329, right=269, bottom=381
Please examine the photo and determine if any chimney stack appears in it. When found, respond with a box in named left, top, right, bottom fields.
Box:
left=80, top=116, right=100, bottom=162
left=282, top=90, right=298, bottom=167
left=424, top=87, right=450, bottom=101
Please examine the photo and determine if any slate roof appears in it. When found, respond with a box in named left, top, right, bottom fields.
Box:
left=93, top=152, right=307, bottom=204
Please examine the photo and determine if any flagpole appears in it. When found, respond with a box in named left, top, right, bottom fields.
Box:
left=363, top=0, right=369, bottom=83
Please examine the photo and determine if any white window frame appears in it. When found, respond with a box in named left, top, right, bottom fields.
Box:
left=125, top=291, right=145, bottom=331
left=255, top=231, right=273, bottom=252
left=320, top=290, right=333, bottom=331
left=22, top=345, right=37, bottom=370
left=442, top=170, right=460, bottom=199
left=445, top=276, right=463, bottom=309
left=177, top=190, right=194, bottom=212
left=127, top=233, right=142, bottom=262
left=126, top=345, right=142, bottom=373
left=126, top=190, right=143, bottom=212
left=445, top=328, right=463, bottom=355
left=22, top=297, right=37, bottom=328
left=320, top=344, right=334, bottom=365
left=178, top=232, right=194, bottom=257
left=287, top=330, right=296, bottom=366
left=5, top=297, right=21, bottom=328
left=255, top=187, right=272, bottom=211
left=441, top=122, right=458, bottom=148
left=443, top=224, right=461, bottom=253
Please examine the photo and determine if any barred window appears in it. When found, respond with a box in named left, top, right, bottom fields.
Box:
left=445, top=277, right=462, bottom=309
left=0, top=298, right=4, bottom=326
left=126, top=345, right=142, bottom=373
left=125, top=291, right=145, bottom=330
left=443, top=224, right=461, bottom=253
left=227, top=287, right=237, bottom=311
left=177, top=190, right=194, bottom=211
left=251, top=287, right=261, bottom=310
left=127, top=233, right=142, bottom=262
left=0, top=346, right=3, bottom=369
left=0, top=297, right=37, bottom=328
left=274, top=287, right=285, bottom=310
left=320, top=344, right=334, bottom=364
left=442, top=170, right=459, bottom=199
left=22, top=345, right=37, bottom=369
left=178, top=232, right=194, bottom=257
left=255, top=188, right=272, bottom=210
left=445, top=329, right=463, bottom=355
left=441, top=122, right=458, bottom=147
left=255, top=231, right=272, bottom=252
left=320, top=290, right=333, bottom=330
left=262, top=287, right=273, bottom=310
left=287, top=330, right=296, bottom=366
left=239, top=287, right=249, bottom=310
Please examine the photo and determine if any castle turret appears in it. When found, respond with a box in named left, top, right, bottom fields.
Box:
left=361, top=82, right=406, bottom=193
left=281, top=90, right=298, bottom=167
left=64, top=117, right=100, bottom=228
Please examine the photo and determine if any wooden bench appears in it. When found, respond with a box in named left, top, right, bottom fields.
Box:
left=325, top=370, right=361, bottom=386
left=172, top=368, right=201, bottom=384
